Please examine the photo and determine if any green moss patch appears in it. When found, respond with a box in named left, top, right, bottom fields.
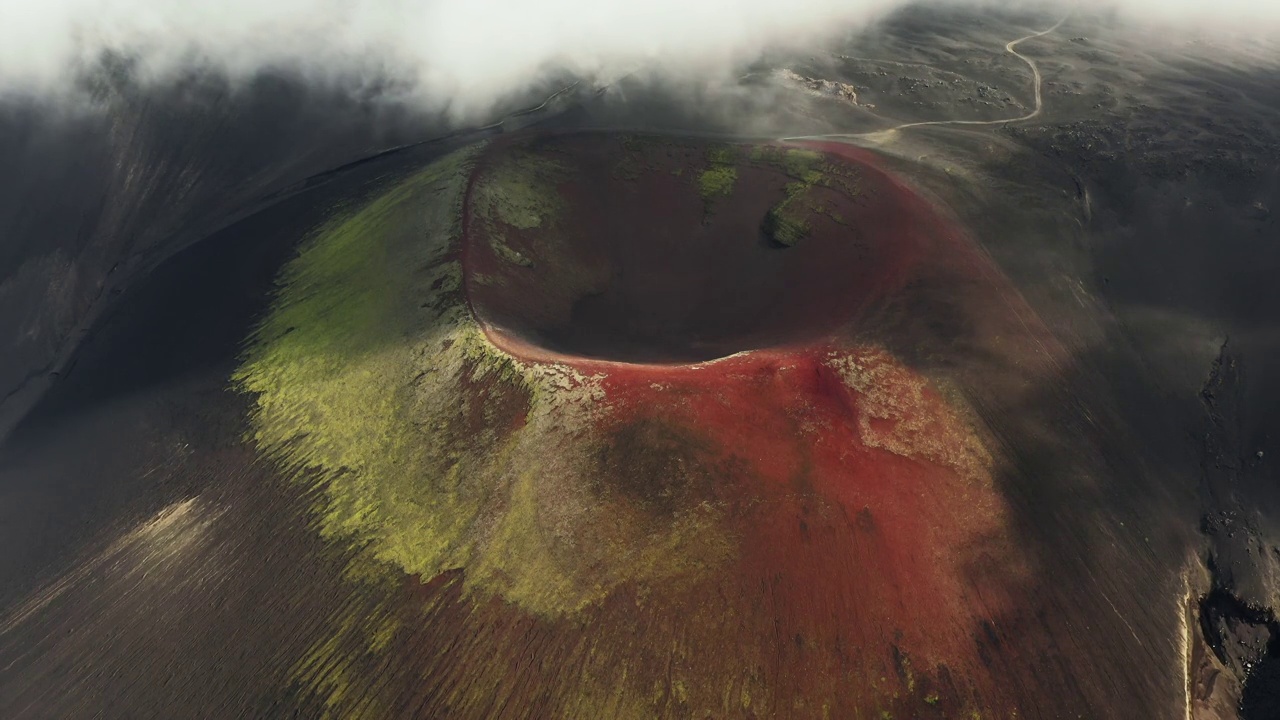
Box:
left=697, top=164, right=738, bottom=200
left=752, top=145, right=863, bottom=247
left=697, top=144, right=741, bottom=205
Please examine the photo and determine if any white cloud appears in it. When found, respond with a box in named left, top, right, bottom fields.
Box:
left=0, top=0, right=1277, bottom=117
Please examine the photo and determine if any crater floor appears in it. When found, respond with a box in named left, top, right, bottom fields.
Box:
left=463, top=133, right=950, bottom=364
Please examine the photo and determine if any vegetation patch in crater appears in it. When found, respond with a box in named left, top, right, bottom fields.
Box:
left=753, top=145, right=863, bottom=247
left=698, top=144, right=740, bottom=205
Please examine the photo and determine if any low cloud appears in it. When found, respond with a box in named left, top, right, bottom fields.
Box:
left=1, top=0, right=1277, bottom=118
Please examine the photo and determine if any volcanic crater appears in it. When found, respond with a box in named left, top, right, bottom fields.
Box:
left=463, top=133, right=942, bottom=364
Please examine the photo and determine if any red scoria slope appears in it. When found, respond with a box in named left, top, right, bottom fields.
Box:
left=454, top=131, right=1067, bottom=717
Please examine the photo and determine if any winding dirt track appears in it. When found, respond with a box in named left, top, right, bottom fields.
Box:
left=784, top=14, right=1069, bottom=141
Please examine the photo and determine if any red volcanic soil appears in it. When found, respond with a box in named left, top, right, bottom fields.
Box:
left=459, top=132, right=1046, bottom=715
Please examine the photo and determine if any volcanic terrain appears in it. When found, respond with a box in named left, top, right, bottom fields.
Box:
left=3, top=6, right=1280, bottom=719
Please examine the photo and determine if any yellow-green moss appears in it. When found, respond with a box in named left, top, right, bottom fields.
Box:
left=753, top=147, right=864, bottom=246
left=473, top=150, right=566, bottom=230
left=707, top=146, right=736, bottom=166
left=698, top=165, right=738, bottom=201
left=698, top=144, right=740, bottom=204
left=235, top=141, right=729, bottom=620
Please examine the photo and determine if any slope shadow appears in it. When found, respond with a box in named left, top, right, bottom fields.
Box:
left=0, top=142, right=458, bottom=610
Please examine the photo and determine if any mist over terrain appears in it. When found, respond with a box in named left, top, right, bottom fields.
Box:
left=2, top=0, right=1278, bottom=116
